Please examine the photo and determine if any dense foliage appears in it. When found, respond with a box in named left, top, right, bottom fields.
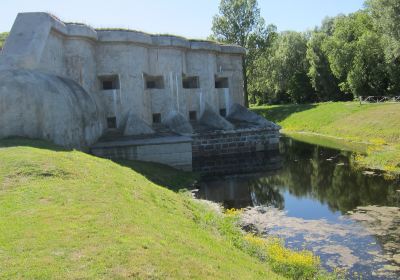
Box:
left=211, top=0, right=400, bottom=104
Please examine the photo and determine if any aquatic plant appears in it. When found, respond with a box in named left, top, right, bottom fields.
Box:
left=195, top=207, right=334, bottom=279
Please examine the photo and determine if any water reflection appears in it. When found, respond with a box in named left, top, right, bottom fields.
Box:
left=197, top=176, right=285, bottom=209
left=198, top=137, right=399, bottom=213
left=196, top=137, right=400, bottom=279
left=193, top=150, right=283, bottom=176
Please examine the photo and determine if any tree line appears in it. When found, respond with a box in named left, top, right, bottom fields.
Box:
left=210, top=0, right=400, bottom=105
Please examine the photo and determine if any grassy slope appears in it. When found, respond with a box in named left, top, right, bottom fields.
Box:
left=252, top=102, right=400, bottom=174
left=0, top=32, right=8, bottom=49
left=0, top=139, right=285, bottom=279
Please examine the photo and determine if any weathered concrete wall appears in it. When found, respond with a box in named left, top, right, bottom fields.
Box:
left=0, top=69, right=105, bottom=149
left=90, top=136, right=192, bottom=171
left=0, top=12, right=245, bottom=133
left=192, top=128, right=280, bottom=158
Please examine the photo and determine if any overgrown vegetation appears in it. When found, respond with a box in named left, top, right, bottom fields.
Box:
left=0, top=32, right=8, bottom=49
left=252, top=102, right=400, bottom=175
left=216, top=209, right=336, bottom=280
left=211, top=0, right=400, bottom=105
left=194, top=206, right=336, bottom=279
left=0, top=138, right=333, bottom=279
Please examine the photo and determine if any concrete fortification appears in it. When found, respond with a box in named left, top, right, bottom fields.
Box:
left=0, top=12, right=279, bottom=170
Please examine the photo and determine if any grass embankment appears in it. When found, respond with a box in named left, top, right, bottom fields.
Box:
left=0, top=139, right=329, bottom=279
left=0, top=32, right=8, bottom=49
left=252, top=102, right=400, bottom=175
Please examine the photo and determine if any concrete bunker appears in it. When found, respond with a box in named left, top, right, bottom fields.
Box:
left=0, top=12, right=280, bottom=171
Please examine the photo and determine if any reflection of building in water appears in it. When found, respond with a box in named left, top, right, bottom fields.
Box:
left=197, top=137, right=400, bottom=213
left=198, top=178, right=254, bottom=209
left=193, top=150, right=283, bottom=176
left=197, top=155, right=285, bottom=209
left=197, top=175, right=285, bottom=209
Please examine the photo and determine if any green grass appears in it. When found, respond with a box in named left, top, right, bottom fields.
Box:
left=0, top=138, right=332, bottom=279
left=252, top=102, right=400, bottom=174
left=0, top=32, right=8, bottom=49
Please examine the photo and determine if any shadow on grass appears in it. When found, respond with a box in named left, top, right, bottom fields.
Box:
left=0, top=137, right=70, bottom=151
left=114, top=159, right=199, bottom=192
left=0, top=137, right=198, bottom=192
left=252, top=104, right=316, bottom=123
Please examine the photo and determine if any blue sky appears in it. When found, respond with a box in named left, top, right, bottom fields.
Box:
left=1, top=0, right=365, bottom=38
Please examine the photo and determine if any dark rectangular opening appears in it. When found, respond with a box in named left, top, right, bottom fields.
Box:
left=189, top=111, right=197, bottom=121
left=99, top=75, right=119, bottom=90
left=182, top=75, right=200, bottom=89
left=146, top=81, right=156, bottom=89
left=144, top=75, right=164, bottom=89
left=219, top=108, right=227, bottom=117
left=102, top=80, right=114, bottom=90
left=215, top=77, right=229, bottom=88
left=152, top=113, right=161, bottom=124
left=107, top=117, right=117, bottom=128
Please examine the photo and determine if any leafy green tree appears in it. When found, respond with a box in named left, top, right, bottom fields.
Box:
left=306, top=16, right=351, bottom=101
left=366, top=0, right=400, bottom=94
left=247, top=24, right=278, bottom=104
left=347, top=31, right=389, bottom=97
left=307, top=32, right=344, bottom=101
left=210, top=0, right=396, bottom=104
left=255, top=31, right=316, bottom=103
left=319, top=16, right=336, bottom=36
left=323, top=11, right=388, bottom=97
left=366, top=0, right=400, bottom=61
left=210, top=0, right=267, bottom=107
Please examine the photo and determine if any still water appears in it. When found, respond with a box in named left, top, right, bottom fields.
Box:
left=196, top=137, right=400, bottom=279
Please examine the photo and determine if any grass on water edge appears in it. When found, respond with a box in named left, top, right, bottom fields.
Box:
left=252, top=102, right=400, bottom=176
left=0, top=138, right=337, bottom=279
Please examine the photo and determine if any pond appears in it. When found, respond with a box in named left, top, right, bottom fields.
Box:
left=195, top=136, right=400, bottom=279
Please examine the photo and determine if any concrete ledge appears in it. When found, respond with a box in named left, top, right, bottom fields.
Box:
left=96, top=31, right=245, bottom=54
left=96, top=30, right=152, bottom=45
left=92, top=135, right=192, bottom=148
left=190, top=41, right=222, bottom=52
left=90, top=135, right=193, bottom=171
left=5, top=12, right=245, bottom=55
left=151, top=35, right=190, bottom=48
left=192, top=126, right=280, bottom=137
left=66, top=24, right=98, bottom=40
